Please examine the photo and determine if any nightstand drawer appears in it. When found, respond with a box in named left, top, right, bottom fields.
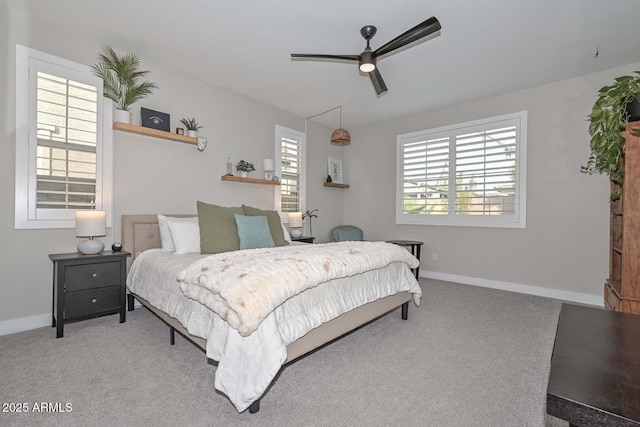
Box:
left=64, top=261, right=120, bottom=292
left=64, top=286, right=121, bottom=319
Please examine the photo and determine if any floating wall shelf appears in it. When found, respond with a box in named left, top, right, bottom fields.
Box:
left=324, top=182, right=350, bottom=188
left=221, top=175, right=281, bottom=186
left=113, top=122, right=197, bottom=145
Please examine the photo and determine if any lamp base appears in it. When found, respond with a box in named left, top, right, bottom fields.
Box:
left=264, top=171, right=273, bottom=180
left=290, top=229, right=303, bottom=238
left=77, top=238, right=105, bottom=255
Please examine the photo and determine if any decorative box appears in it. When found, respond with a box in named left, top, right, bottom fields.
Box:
left=141, top=108, right=170, bottom=132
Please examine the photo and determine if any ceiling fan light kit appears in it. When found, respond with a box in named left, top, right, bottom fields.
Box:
left=359, top=50, right=376, bottom=72
left=291, top=16, right=441, bottom=95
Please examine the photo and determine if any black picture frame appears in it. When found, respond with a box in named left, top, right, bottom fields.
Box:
left=141, top=107, right=170, bottom=132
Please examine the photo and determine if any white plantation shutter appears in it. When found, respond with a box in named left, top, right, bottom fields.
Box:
left=275, top=126, right=306, bottom=216
left=280, top=136, right=302, bottom=213
left=396, top=112, right=527, bottom=228
left=401, top=135, right=450, bottom=215
left=455, top=125, right=516, bottom=216
left=36, top=72, right=98, bottom=209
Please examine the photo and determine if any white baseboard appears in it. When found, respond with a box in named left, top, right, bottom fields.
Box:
left=421, top=270, right=604, bottom=307
left=0, top=313, right=51, bottom=336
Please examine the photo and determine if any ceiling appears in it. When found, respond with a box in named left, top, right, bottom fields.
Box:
left=12, top=0, right=640, bottom=128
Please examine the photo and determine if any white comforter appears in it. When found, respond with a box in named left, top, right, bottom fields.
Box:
left=178, top=241, right=420, bottom=336
left=127, top=243, right=421, bottom=412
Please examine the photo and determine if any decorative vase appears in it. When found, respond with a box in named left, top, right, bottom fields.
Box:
left=239, top=171, right=248, bottom=178
left=187, top=130, right=198, bottom=138
left=114, top=109, right=131, bottom=124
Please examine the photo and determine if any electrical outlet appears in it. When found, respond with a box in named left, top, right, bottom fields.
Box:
left=431, top=253, right=438, bottom=262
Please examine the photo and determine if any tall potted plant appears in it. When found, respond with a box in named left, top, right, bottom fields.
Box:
left=92, top=46, right=158, bottom=124
left=582, top=71, right=640, bottom=196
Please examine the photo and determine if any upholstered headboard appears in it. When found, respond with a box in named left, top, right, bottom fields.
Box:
left=121, top=214, right=195, bottom=271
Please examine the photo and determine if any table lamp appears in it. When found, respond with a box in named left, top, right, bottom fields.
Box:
left=75, top=210, right=106, bottom=254
left=288, top=212, right=303, bottom=238
left=263, top=159, right=275, bottom=180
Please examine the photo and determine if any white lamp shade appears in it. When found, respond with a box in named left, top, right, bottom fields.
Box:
left=288, top=212, right=303, bottom=228
left=263, top=158, right=275, bottom=171
left=75, top=210, right=106, bottom=237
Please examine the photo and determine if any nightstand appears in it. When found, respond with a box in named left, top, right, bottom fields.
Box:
left=49, top=251, right=130, bottom=338
left=292, top=236, right=315, bottom=244
left=385, top=240, right=423, bottom=280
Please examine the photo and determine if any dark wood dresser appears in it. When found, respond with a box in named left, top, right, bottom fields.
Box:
left=604, top=121, right=640, bottom=314
left=547, top=303, right=640, bottom=426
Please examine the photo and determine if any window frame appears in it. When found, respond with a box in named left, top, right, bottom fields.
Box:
left=396, top=111, right=527, bottom=228
left=15, top=44, right=113, bottom=230
left=274, top=125, right=306, bottom=221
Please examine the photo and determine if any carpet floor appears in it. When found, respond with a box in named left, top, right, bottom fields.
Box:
left=1, top=279, right=570, bottom=426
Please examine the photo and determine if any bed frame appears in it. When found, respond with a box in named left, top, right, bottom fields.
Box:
left=122, top=214, right=412, bottom=413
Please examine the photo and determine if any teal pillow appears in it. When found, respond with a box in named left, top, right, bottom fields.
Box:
left=234, top=214, right=276, bottom=250
left=242, top=204, right=289, bottom=246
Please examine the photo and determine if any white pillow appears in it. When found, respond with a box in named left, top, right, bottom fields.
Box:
left=166, top=218, right=201, bottom=254
left=281, top=219, right=292, bottom=243
left=157, top=215, right=198, bottom=252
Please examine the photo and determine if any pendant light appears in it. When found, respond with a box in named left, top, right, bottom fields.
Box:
left=330, top=106, right=351, bottom=145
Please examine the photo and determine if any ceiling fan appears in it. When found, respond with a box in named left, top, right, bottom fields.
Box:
left=291, top=17, right=441, bottom=95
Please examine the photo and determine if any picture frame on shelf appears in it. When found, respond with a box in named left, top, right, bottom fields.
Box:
left=141, top=107, right=170, bottom=132
left=328, top=157, right=343, bottom=184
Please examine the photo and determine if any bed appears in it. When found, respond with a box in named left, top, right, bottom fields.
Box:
left=122, top=214, right=421, bottom=413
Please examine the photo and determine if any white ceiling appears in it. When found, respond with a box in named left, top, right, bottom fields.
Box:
left=14, top=0, right=640, bottom=128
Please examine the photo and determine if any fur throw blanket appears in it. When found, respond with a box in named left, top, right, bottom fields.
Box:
left=178, top=241, right=419, bottom=336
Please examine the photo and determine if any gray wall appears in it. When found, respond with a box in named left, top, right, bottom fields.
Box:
left=343, top=62, right=640, bottom=299
left=0, top=4, right=343, bottom=326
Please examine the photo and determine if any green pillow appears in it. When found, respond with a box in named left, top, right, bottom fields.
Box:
left=197, top=201, right=244, bottom=254
left=241, top=204, right=289, bottom=246
left=234, top=214, right=276, bottom=250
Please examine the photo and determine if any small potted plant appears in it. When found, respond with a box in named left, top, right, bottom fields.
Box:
left=582, top=71, right=640, bottom=198
left=92, top=46, right=158, bottom=124
left=236, top=160, right=255, bottom=178
left=180, top=117, right=202, bottom=137
left=303, top=209, right=318, bottom=237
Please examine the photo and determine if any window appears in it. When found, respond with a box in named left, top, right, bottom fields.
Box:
left=274, top=125, right=306, bottom=218
left=15, top=45, right=113, bottom=229
left=396, top=111, right=527, bottom=228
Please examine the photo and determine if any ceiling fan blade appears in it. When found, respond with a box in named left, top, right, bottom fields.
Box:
left=369, top=68, right=388, bottom=95
left=291, top=54, right=359, bottom=61
left=373, top=17, right=441, bottom=58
